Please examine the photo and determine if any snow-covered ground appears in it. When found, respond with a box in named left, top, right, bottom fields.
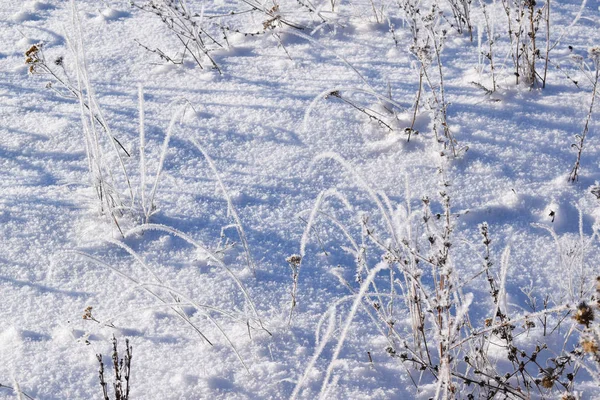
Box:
left=1, top=0, right=600, bottom=398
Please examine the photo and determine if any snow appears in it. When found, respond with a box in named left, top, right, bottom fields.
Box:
left=1, top=0, right=600, bottom=398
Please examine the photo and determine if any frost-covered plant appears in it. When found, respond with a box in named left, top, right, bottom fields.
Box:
left=499, top=0, right=591, bottom=88
left=70, top=133, right=265, bottom=369
left=444, top=0, right=473, bottom=39
left=325, top=90, right=395, bottom=132
left=25, top=2, right=200, bottom=233
left=130, top=0, right=309, bottom=73
left=130, top=0, right=224, bottom=73
left=26, top=43, right=185, bottom=232
left=286, top=254, right=302, bottom=324
left=25, top=5, right=135, bottom=233
left=500, top=0, right=549, bottom=87
left=291, top=153, right=599, bottom=399
left=73, top=220, right=267, bottom=371
left=477, top=0, right=498, bottom=92
left=400, top=1, right=462, bottom=155
left=569, top=46, right=600, bottom=182
left=396, top=0, right=427, bottom=138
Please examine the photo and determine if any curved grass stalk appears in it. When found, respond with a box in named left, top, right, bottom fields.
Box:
left=98, top=302, right=247, bottom=329
left=311, top=153, right=400, bottom=249
left=105, top=238, right=204, bottom=332
left=105, top=239, right=164, bottom=285
left=140, top=282, right=251, bottom=373
left=138, top=85, right=148, bottom=219
left=296, top=188, right=388, bottom=323
left=290, top=309, right=336, bottom=400
left=305, top=154, right=439, bottom=336
left=66, top=250, right=213, bottom=345
left=189, top=138, right=256, bottom=275
left=303, top=86, right=407, bottom=134
left=70, top=0, right=133, bottom=205
left=549, top=0, right=588, bottom=52
left=300, top=188, right=354, bottom=258
left=123, top=224, right=269, bottom=334
left=145, top=102, right=188, bottom=221
left=533, top=223, right=572, bottom=298
left=291, top=291, right=406, bottom=399
left=310, top=210, right=360, bottom=255
left=68, top=246, right=259, bottom=373
left=318, top=264, right=387, bottom=398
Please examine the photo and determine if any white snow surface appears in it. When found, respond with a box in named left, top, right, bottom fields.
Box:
left=1, top=0, right=600, bottom=399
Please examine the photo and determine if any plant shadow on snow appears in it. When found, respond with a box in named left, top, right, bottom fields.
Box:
left=0, top=146, right=62, bottom=187
left=0, top=275, right=91, bottom=298
left=13, top=24, right=65, bottom=48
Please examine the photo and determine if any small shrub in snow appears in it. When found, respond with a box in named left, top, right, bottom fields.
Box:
left=26, top=7, right=190, bottom=232
left=445, top=0, right=473, bottom=39
left=25, top=37, right=134, bottom=234
left=130, top=0, right=224, bottom=73
left=569, top=46, right=600, bottom=182
left=96, top=336, right=132, bottom=400
left=292, top=153, right=600, bottom=399
left=130, top=0, right=309, bottom=73
left=501, top=0, right=548, bottom=87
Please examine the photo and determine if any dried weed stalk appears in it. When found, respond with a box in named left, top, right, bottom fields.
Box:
left=569, top=47, right=600, bottom=182
left=97, top=336, right=132, bottom=400
left=293, top=153, right=600, bottom=398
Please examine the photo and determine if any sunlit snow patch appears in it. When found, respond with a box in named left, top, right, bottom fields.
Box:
left=96, top=8, right=131, bottom=22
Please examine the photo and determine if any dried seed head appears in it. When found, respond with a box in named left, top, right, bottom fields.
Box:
left=286, top=254, right=301, bottom=266
left=573, top=302, right=594, bottom=327
left=327, top=90, right=340, bottom=99
left=25, top=44, right=39, bottom=57
left=540, top=375, right=554, bottom=389
left=82, top=306, right=93, bottom=320
left=383, top=253, right=395, bottom=264
left=589, top=46, right=600, bottom=63
left=582, top=338, right=599, bottom=354
left=524, top=319, right=535, bottom=329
